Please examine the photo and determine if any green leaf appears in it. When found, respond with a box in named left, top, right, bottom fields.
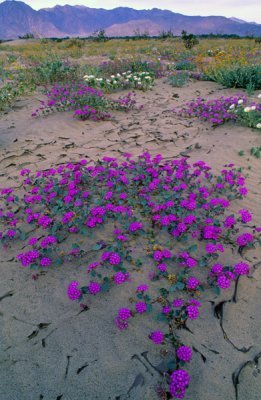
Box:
left=101, top=283, right=110, bottom=292
left=146, top=304, right=153, bottom=313
left=212, top=286, right=221, bottom=295
left=167, top=360, right=177, bottom=370
left=20, top=231, right=26, bottom=241
left=176, top=282, right=185, bottom=290
left=188, top=244, right=197, bottom=253
left=92, top=243, right=102, bottom=251
left=169, top=284, right=177, bottom=293
left=157, top=313, right=168, bottom=322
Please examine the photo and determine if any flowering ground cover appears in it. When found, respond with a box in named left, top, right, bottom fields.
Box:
left=174, top=94, right=261, bottom=128
left=0, top=36, right=261, bottom=400
left=0, top=151, right=259, bottom=399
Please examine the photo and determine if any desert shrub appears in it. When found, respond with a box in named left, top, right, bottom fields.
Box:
left=250, top=146, right=261, bottom=158
left=0, top=153, right=257, bottom=399
left=0, top=81, right=34, bottom=110
left=31, top=60, right=79, bottom=84
left=92, top=29, right=109, bottom=42
left=181, top=30, right=199, bottom=49
left=174, top=60, right=197, bottom=71
left=206, top=64, right=261, bottom=90
left=159, top=30, right=174, bottom=40
left=168, top=72, right=189, bottom=87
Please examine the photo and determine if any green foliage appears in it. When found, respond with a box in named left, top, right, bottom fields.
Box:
left=174, top=60, right=196, bottom=71
left=92, top=29, right=109, bottom=42
left=181, top=30, right=199, bottom=49
left=159, top=30, right=174, bottom=40
left=0, top=81, right=34, bottom=110
left=250, top=146, right=261, bottom=158
left=168, top=72, right=189, bottom=87
left=19, top=33, right=35, bottom=39
left=31, top=60, right=79, bottom=84
left=206, top=64, right=261, bottom=90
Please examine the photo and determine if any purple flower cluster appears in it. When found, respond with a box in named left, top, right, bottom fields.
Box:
left=67, top=281, right=81, bottom=301
left=177, top=346, right=193, bottom=362
left=175, top=96, right=244, bottom=126
left=150, top=330, right=164, bottom=345
left=170, top=369, right=190, bottom=399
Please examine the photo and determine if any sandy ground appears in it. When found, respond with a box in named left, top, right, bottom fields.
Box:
left=0, top=79, right=261, bottom=400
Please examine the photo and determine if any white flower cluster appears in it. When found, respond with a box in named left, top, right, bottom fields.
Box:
left=228, top=94, right=261, bottom=129
left=83, top=71, right=154, bottom=91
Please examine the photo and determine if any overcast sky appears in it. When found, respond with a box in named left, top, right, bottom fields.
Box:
left=4, top=0, right=261, bottom=23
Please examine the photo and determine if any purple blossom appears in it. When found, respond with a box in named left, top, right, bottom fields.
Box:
left=234, top=262, right=249, bottom=275
left=118, top=308, right=132, bottom=320
left=177, top=346, right=193, bottom=362
left=150, top=330, right=164, bottom=345
left=68, top=281, right=81, bottom=301
left=135, top=302, right=147, bottom=314
left=88, top=282, right=101, bottom=295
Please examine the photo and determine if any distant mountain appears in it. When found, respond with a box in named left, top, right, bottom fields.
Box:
left=0, top=1, right=261, bottom=39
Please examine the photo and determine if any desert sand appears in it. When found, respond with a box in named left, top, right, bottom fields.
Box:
left=0, top=79, right=260, bottom=400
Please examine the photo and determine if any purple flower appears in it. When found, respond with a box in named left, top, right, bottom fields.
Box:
left=239, top=209, right=252, bottom=223
left=211, top=263, right=223, bottom=274
left=173, top=299, right=184, bottom=307
left=136, top=284, right=149, bottom=292
left=153, top=250, right=163, bottom=261
left=150, top=330, right=164, bottom=345
left=6, top=229, right=16, bottom=238
left=170, top=369, right=190, bottom=399
left=135, top=302, right=147, bottom=314
left=28, top=237, right=38, bottom=245
left=40, top=257, right=51, bottom=267
left=114, top=271, right=128, bottom=285
left=157, top=263, right=167, bottom=272
left=177, top=346, right=193, bottom=362
left=114, top=317, right=129, bottom=330
left=162, top=306, right=171, bottom=314
left=88, top=282, right=101, bottom=295
left=186, top=305, right=199, bottom=320
left=68, top=281, right=81, bottom=301
left=217, top=274, right=231, bottom=289
left=87, top=262, right=99, bottom=271
left=118, top=308, right=132, bottom=320
left=186, top=277, right=200, bottom=290
left=234, top=262, right=249, bottom=275
left=129, top=221, right=143, bottom=232
left=236, top=232, right=253, bottom=246
left=109, top=252, right=121, bottom=265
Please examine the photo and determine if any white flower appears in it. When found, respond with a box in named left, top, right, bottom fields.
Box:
left=117, top=73, right=121, bottom=77
left=111, top=75, right=115, bottom=78
left=229, top=104, right=235, bottom=109
left=258, top=94, right=261, bottom=99
left=251, top=105, right=256, bottom=111
left=256, top=123, right=261, bottom=129
left=244, top=107, right=251, bottom=112
left=238, top=99, right=243, bottom=105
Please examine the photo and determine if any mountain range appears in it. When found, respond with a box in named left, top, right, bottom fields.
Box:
left=1, top=0, right=261, bottom=39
